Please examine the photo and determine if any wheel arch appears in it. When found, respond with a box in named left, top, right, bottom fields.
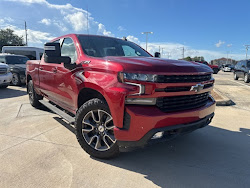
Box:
left=77, top=87, right=107, bottom=109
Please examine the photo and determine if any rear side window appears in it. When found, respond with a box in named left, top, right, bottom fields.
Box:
left=4, top=50, right=36, bottom=60
left=61, top=38, right=77, bottom=63
left=5, top=56, right=29, bottom=64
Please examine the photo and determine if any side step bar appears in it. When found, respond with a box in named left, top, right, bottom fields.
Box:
left=39, top=100, right=75, bottom=124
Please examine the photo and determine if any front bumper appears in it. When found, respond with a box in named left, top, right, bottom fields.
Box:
left=118, top=113, right=214, bottom=150
left=0, top=72, right=12, bottom=86
left=114, top=95, right=215, bottom=144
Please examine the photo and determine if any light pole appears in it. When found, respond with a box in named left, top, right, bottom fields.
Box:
left=141, top=31, right=153, bottom=51
left=245, top=45, right=250, bottom=59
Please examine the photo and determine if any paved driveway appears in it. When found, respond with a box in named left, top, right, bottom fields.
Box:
left=0, top=83, right=249, bottom=188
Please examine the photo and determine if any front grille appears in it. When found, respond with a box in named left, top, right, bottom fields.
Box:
left=0, top=68, right=7, bottom=75
left=157, top=74, right=211, bottom=83
left=156, top=92, right=209, bottom=112
left=155, top=83, right=213, bottom=93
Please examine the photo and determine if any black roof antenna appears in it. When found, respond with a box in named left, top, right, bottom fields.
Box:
left=87, top=5, right=89, bottom=35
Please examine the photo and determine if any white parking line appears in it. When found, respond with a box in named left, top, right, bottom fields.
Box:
left=229, top=80, right=250, bottom=88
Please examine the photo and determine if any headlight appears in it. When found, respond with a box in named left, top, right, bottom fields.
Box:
left=7, top=67, right=10, bottom=73
left=118, top=72, right=157, bottom=82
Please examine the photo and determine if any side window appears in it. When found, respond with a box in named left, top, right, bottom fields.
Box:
left=0, top=56, right=5, bottom=63
left=61, top=38, right=77, bottom=63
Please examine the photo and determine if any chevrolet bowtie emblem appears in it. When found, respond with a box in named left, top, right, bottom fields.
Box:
left=190, top=84, right=204, bottom=92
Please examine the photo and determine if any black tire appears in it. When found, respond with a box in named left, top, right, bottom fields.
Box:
left=234, top=73, right=239, bottom=80
left=244, top=74, right=250, bottom=83
left=76, top=98, right=119, bottom=159
left=11, top=73, right=21, bottom=86
left=28, top=80, right=43, bottom=108
left=213, top=68, right=218, bottom=74
left=0, top=85, right=8, bottom=88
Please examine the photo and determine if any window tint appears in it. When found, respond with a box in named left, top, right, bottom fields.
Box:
left=5, top=56, right=29, bottom=64
left=61, top=38, right=77, bottom=63
left=247, top=61, right=250, bottom=68
left=0, top=56, right=6, bottom=63
left=4, top=50, right=36, bottom=60
left=77, top=35, right=151, bottom=58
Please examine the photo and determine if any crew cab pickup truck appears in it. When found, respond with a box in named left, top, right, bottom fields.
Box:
left=26, top=34, right=215, bottom=159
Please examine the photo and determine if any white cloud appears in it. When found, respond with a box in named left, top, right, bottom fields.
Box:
left=126, top=35, right=140, bottom=44
left=64, top=12, right=88, bottom=32
left=2, top=24, right=55, bottom=44
left=39, top=19, right=67, bottom=32
left=118, top=26, right=125, bottom=31
left=4, top=0, right=113, bottom=35
left=39, top=18, right=51, bottom=25
left=215, top=40, right=225, bottom=47
left=97, top=23, right=114, bottom=36
left=227, top=44, right=232, bottom=47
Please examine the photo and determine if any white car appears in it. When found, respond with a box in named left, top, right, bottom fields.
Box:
left=0, top=62, right=12, bottom=88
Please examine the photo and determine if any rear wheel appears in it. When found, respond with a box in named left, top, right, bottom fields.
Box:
left=28, top=80, right=43, bottom=107
left=76, top=98, right=119, bottom=159
left=213, top=68, right=218, bottom=74
left=234, top=72, right=239, bottom=80
left=244, top=74, right=250, bottom=83
left=11, top=73, right=21, bottom=86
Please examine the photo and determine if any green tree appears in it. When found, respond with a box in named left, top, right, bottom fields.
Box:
left=0, top=28, right=25, bottom=52
left=182, top=56, right=192, bottom=61
left=192, top=56, right=205, bottom=62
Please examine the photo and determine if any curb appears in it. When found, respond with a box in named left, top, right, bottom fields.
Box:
left=213, top=88, right=234, bottom=106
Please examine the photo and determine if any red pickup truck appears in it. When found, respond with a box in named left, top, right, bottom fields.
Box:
left=195, top=61, right=219, bottom=74
left=26, top=34, right=215, bottom=158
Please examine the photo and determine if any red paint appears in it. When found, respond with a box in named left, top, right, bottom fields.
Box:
left=26, top=34, right=215, bottom=142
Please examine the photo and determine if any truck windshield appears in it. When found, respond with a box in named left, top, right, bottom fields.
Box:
left=6, top=56, right=29, bottom=64
left=77, top=35, right=151, bottom=58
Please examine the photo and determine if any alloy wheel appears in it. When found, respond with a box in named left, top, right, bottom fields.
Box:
left=12, top=73, right=19, bottom=85
left=28, top=83, right=34, bottom=101
left=82, top=109, right=116, bottom=151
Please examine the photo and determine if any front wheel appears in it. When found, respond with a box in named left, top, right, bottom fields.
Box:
left=244, top=74, right=250, bottom=83
left=76, top=98, right=119, bottom=159
left=11, top=73, right=21, bottom=86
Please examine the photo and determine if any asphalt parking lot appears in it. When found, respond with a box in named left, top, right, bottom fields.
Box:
left=0, top=72, right=250, bottom=188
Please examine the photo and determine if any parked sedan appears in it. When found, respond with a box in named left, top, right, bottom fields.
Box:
left=234, top=60, right=250, bottom=83
left=222, top=64, right=232, bottom=72
left=0, top=62, right=12, bottom=88
left=0, top=54, right=29, bottom=86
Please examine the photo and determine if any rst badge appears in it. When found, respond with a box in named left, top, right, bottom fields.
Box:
left=190, top=84, right=204, bottom=92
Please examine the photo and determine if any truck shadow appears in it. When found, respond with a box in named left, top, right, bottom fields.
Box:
left=0, top=87, right=27, bottom=99
left=95, top=125, right=250, bottom=187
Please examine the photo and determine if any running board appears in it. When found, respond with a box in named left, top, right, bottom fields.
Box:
left=39, top=100, right=75, bottom=124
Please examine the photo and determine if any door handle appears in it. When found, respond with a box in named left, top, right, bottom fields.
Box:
left=52, top=67, right=57, bottom=73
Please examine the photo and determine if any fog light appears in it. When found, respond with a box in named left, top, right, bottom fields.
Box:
left=125, top=98, right=156, bottom=105
left=151, top=131, right=164, bottom=139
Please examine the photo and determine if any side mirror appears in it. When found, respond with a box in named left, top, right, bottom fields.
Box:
left=44, top=43, right=71, bottom=64
left=154, top=52, right=161, bottom=58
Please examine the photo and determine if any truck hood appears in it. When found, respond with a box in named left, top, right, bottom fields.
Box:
left=105, top=56, right=212, bottom=74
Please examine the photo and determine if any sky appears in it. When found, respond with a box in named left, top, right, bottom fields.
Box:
left=0, top=0, right=250, bottom=61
